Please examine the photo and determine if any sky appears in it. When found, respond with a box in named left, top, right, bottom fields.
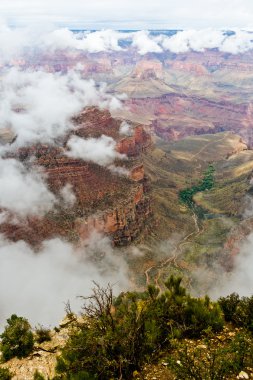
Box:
left=1, top=0, right=253, bottom=29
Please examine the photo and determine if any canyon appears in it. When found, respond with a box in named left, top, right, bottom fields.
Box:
left=1, top=28, right=253, bottom=379
left=1, top=38, right=253, bottom=294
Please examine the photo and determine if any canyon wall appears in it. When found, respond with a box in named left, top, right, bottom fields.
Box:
left=0, top=108, right=152, bottom=246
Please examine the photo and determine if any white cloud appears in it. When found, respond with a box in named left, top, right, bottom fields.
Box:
left=160, top=29, right=253, bottom=54
left=108, top=164, right=129, bottom=176
left=220, top=30, right=253, bottom=53
left=59, top=183, right=76, bottom=207
left=0, top=68, right=122, bottom=147
left=0, top=22, right=32, bottom=63
left=0, top=158, right=55, bottom=217
left=161, top=29, right=226, bottom=53
left=66, top=135, right=126, bottom=166
left=119, top=121, right=133, bottom=136
left=42, top=29, right=124, bottom=53
left=1, top=21, right=253, bottom=59
left=0, top=232, right=129, bottom=327
left=132, top=31, right=163, bottom=55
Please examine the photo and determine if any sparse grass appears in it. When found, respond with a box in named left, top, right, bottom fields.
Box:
left=194, top=181, right=249, bottom=216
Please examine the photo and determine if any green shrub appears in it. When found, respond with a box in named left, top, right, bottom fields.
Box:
left=54, top=277, right=225, bottom=379
left=218, top=293, right=240, bottom=322
left=33, top=370, right=46, bottom=380
left=183, top=296, right=224, bottom=337
left=0, top=368, right=13, bottom=380
left=35, top=325, right=51, bottom=344
left=55, top=284, right=153, bottom=379
left=219, top=294, right=253, bottom=331
left=149, top=276, right=224, bottom=339
left=0, top=314, right=34, bottom=361
left=168, top=330, right=253, bottom=380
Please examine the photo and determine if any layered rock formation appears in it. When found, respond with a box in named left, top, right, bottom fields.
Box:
left=123, top=94, right=253, bottom=147
left=0, top=108, right=152, bottom=246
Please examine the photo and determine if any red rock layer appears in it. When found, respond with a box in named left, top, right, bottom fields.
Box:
left=0, top=108, right=152, bottom=246
left=125, top=94, right=253, bottom=147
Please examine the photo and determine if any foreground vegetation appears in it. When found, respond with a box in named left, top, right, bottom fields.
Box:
left=0, top=276, right=252, bottom=379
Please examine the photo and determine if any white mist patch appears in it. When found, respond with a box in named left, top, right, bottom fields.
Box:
left=132, top=30, right=163, bottom=55
left=210, top=233, right=253, bottom=298
left=0, top=68, right=122, bottom=148
left=1, top=23, right=253, bottom=58
left=0, top=158, right=56, bottom=218
left=0, top=232, right=129, bottom=328
left=59, top=183, right=76, bottom=207
left=119, top=121, right=133, bottom=136
left=66, top=134, right=126, bottom=166
left=108, top=164, right=129, bottom=177
left=161, top=29, right=226, bottom=53
left=242, top=195, right=253, bottom=218
left=43, top=29, right=124, bottom=53
left=220, top=30, right=253, bottom=54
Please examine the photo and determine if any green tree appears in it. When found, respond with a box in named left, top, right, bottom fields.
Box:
left=55, top=283, right=153, bottom=379
left=0, top=314, right=34, bottom=361
left=219, top=294, right=253, bottom=331
left=54, top=277, right=224, bottom=379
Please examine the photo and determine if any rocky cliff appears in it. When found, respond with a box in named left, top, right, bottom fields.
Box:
left=0, top=108, right=152, bottom=246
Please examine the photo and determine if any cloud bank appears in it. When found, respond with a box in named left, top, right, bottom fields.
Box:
left=1, top=23, right=253, bottom=59
left=0, top=232, right=129, bottom=327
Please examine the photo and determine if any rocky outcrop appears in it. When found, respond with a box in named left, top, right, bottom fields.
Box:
left=0, top=128, right=16, bottom=145
left=0, top=318, right=72, bottom=380
left=132, top=60, right=163, bottom=80
left=0, top=108, right=152, bottom=246
left=130, top=164, right=145, bottom=181
left=117, top=126, right=151, bottom=156
left=75, top=183, right=151, bottom=245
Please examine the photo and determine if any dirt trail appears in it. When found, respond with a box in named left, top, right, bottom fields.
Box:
left=191, top=134, right=228, bottom=159
left=145, top=212, right=202, bottom=292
